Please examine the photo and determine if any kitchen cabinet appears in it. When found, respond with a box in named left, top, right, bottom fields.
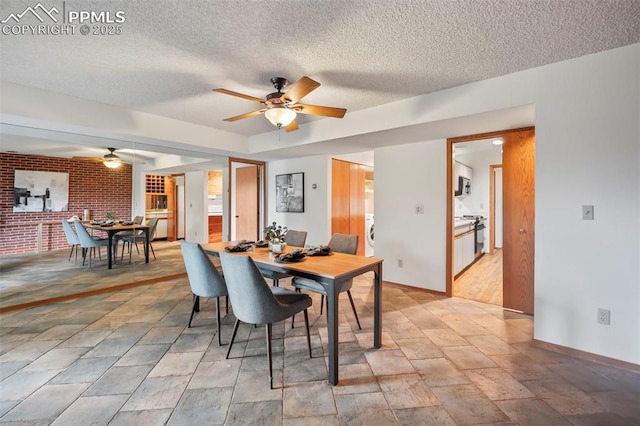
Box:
left=146, top=211, right=168, bottom=239
left=145, top=175, right=166, bottom=194
left=454, top=222, right=475, bottom=276
left=455, top=161, right=473, bottom=180
left=208, top=171, right=223, bottom=196
left=208, top=215, right=222, bottom=242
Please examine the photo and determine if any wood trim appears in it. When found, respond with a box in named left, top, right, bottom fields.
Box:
left=448, top=127, right=534, bottom=144
left=489, top=164, right=502, bottom=255
left=383, top=280, right=447, bottom=296
left=445, top=139, right=454, bottom=297
left=0, top=272, right=186, bottom=314
left=532, top=339, right=640, bottom=373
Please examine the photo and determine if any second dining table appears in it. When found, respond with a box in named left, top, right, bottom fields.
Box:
left=203, top=241, right=383, bottom=386
left=84, top=222, right=151, bottom=269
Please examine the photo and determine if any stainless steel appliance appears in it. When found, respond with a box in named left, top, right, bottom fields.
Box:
left=455, top=177, right=471, bottom=197
left=462, top=215, right=486, bottom=258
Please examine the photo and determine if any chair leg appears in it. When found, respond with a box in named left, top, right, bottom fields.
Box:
left=225, top=319, right=240, bottom=359
left=346, top=290, right=362, bottom=330
left=320, top=294, right=325, bottom=315
left=149, top=243, right=156, bottom=260
left=304, top=309, right=312, bottom=358
left=188, top=295, right=199, bottom=328
left=225, top=296, right=229, bottom=314
left=68, top=245, right=74, bottom=262
left=216, top=297, right=222, bottom=346
left=266, top=323, right=273, bottom=389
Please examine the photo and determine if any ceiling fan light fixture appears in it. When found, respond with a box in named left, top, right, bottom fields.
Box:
left=265, top=107, right=296, bottom=128
left=103, top=158, right=122, bottom=169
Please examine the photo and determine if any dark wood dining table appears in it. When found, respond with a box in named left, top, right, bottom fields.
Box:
left=202, top=241, right=383, bottom=386
left=84, top=223, right=150, bottom=269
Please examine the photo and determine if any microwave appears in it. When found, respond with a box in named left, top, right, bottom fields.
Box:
left=455, top=177, right=471, bottom=197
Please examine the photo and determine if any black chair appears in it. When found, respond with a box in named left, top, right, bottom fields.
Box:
left=260, top=230, right=307, bottom=287
left=219, top=252, right=312, bottom=389
left=180, top=240, right=228, bottom=346
left=292, top=233, right=362, bottom=329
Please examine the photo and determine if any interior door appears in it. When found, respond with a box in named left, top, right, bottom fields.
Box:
left=235, top=165, right=258, bottom=241
left=165, top=175, right=176, bottom=241
left=502, top=128, right=535, bottom=314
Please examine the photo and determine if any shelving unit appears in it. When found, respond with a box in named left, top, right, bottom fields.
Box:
left=145, top=175, right=166, bottom=194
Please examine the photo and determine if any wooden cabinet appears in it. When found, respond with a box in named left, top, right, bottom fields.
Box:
left=208, top=171, right=223, bottom=196
left=331, top=159, right=372, bottom=256
left=145, top=175, right=166, bottom=193
left=208, top=215, right=222, bottom=242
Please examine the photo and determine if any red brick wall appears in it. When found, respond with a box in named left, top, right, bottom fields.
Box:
left=0, top=153, right=132, bottom=255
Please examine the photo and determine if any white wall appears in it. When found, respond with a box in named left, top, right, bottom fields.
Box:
left=267, top=155, right=331, bottom=247
left=375, top=140, right=447, bottom=291
left=371, top=44, right=639, bottom=364
left=184, top=171, right=208, bottom=243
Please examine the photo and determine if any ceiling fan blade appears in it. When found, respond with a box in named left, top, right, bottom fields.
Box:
left=71, top=156, right=103, bottom=163
left=293, top=104, right=347, bottom=118
left=281, top=76, right=320, bottom=104
left=213, top=88, right=265, bottom=104
left=284, top=120, right=299, bottom=132
left=223, top=108, right=267, bottom=122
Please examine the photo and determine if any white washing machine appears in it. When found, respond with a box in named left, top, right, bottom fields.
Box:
left=365, top=214, right=374, bottom=257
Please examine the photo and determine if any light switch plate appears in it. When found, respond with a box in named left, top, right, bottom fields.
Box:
left=582, top=205, right=594, bottom=220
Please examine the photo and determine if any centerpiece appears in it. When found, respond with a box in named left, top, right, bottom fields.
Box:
left=264, top=221, right=288, bottom=253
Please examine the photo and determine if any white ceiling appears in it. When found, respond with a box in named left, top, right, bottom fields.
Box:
left=1, top=0, right=638, bottom=168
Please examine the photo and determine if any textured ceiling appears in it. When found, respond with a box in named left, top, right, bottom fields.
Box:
left=1, top=0, right=639, bottom=151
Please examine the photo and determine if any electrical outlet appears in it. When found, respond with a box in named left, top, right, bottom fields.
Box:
left=415, top=204, right=424, bottom=214
left=597, top=308, right=610, bottom=325
left=397, top=259, right=403, bottom=268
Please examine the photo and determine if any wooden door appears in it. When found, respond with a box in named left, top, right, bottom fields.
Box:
left=502, top=128, right=535, bottom=314
left=331, top=159, right=351, bottom=234
left=235, top=165, right=258, bottom=241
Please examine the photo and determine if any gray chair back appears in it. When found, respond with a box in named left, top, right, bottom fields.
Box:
left=147, top=217, right=159, bottom=240
left=74, top=221, right=103, bottom=248
left=133, top=215, right=143, bottom=224
left=219, top=252, right=299, bottom=325
left=61, top=220, right=79, bottom=245
left=180, top=240, right=227, bottom=298
left=328, top=233, right=358, bottom=255
left=284, top=230, right=307, bottom=247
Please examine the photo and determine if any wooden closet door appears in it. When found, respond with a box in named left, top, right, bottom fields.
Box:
left=331, top=159, right=351, bottom=235
left=349, top=163, right=365, bottom=255
left=502, top=128, right=535, bottom=314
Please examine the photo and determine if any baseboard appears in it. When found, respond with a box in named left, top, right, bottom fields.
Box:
left=532, top=339, right=640, bottom=372
left=383, top=280, right=447, bottom=296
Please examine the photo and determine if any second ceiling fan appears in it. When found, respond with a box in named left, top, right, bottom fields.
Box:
left=214, top=76, right=346, bottom=132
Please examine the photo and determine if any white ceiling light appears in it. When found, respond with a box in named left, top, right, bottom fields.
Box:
left=492, top=138, right=504, bottom=145
left=264, top=107, right=296, bottom=128
left=103, top=158, right=122, bottom=169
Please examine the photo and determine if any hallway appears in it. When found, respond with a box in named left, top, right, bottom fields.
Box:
left=454, top=250, right=503, bottom=306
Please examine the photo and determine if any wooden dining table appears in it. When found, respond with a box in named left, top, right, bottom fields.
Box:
left=84, top=223, right=150, bottom=269
left=202, top=241, right=383, bottom=386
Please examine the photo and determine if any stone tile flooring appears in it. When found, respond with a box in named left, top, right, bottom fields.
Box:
left=1, top=245, right=639, bottom=425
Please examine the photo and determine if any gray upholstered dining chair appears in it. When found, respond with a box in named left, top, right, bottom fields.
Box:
left=61, top=220, right=81, bottom=263
left=180, top=240, right=228, bottom=346
left=120, top=217, right=158, bottom=263
left=73, top=221, right=109, bottom=268
left=219, top=252, right=312, bottom=389
left=292, top=233, right=362, bottom=329
left=260, top=230, right=308, bottom=287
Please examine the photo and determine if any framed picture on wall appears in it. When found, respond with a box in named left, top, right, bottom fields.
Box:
left=13, top=170, right=69, bottom=213
left=276, top=172, right=304, bottom=213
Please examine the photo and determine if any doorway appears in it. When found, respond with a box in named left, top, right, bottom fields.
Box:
left=228, top=158, right=266, bottom=241
left=446, top=127, right=535, bottom=314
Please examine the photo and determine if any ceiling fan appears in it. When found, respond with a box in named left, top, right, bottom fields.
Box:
left=214, top=76, right=347, bottom=132
left=72, top=147, right=139, bottom=169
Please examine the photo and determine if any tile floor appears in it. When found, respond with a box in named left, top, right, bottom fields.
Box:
left=1, top=243, right=639, bottom=425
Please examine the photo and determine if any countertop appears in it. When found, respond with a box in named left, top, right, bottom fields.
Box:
left=208, top=212, right=223, bottom=216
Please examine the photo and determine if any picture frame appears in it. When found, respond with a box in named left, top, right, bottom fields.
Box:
left=275, top=172, right=304, bottom=213
left=13, top=170, right=69, bottom=213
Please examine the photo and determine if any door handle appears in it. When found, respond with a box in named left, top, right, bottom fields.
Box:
left=235, top=215, right=239, bottom=218
left=519, top=228, right=525, bottom=234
